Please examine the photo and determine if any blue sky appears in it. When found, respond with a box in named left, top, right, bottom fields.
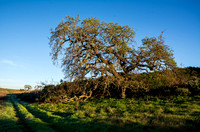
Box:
left=0, top=0, right=199, bottom=89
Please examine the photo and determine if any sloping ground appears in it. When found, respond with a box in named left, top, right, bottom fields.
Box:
left=0, top=89, right=9, bottom=105
left=0, top=88, right=9, bottom=98
left=0, top=88, right=27, bottom=104
left=0, top=88, right=27, bottom=97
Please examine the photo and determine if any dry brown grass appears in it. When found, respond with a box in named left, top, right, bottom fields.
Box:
left=0, top=88, right=27, bottom=99
left=0, top=89, right=9, bottom=98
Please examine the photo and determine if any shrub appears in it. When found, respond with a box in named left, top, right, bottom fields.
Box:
left=18, top=67, right=200, bottom=103
left=18, top=91, right=40, bottom=102
left=185, top=76, right=200, bottom=95
left=175, top=88, right=191, bottom=96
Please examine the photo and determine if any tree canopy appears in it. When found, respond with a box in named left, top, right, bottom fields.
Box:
left=24, top=85, right=32, bottom=91
left=49, top=15, right=176, bottom=82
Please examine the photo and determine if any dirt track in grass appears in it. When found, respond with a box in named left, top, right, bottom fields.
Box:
left=0, top=88, right=35, bottom=132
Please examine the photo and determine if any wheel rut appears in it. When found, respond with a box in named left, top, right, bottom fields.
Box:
left=11, top=96, right=33, bottom=132
left=19, top=101, right=57, bottom=132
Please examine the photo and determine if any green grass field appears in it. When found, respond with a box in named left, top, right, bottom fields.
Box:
left=1, top=89, right=200, bottom=132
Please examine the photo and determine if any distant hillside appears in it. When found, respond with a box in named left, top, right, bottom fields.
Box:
left=0, top=88, right=27, bottom=98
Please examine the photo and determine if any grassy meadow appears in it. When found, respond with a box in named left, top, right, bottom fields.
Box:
left=0, top=88, right=200, bottom=132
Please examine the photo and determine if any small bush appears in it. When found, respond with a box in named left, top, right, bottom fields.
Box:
left=185, top=76, right=200, bottom=95
left=18, top=92, right=40, bottom=102
left=175, top=88, right=191, bottom=96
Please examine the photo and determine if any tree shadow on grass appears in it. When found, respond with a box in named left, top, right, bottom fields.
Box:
left=190, top=111, right=200, bottom=117
left=18, top=95, right=200, bottom=132
left=21, top=107, right=200, bottom=132
left=0, top=119, right=23, bottom=132
left=1, top=110, right=200, bottom=132
left=148, top=114, right=200, bottom=132
left=52, top=111, right=73, bottom=118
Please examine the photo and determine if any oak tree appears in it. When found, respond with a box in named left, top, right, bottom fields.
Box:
left=49, top=15, right=176, bottom=98
left=24, top=85, right=32, bottom=91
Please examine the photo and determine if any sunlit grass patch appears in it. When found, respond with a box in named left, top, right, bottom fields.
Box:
left=12, top=100, right=54, bottom=132
left=15, top=96, right=200, bottom=131
left=0, top=101, right=22, bottom=131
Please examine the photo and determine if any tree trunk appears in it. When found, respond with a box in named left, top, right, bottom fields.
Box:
left=121, top=87, right=126, bottom=99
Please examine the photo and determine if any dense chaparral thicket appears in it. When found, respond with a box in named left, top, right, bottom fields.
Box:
left=19, top=67, right=200, bottom=103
